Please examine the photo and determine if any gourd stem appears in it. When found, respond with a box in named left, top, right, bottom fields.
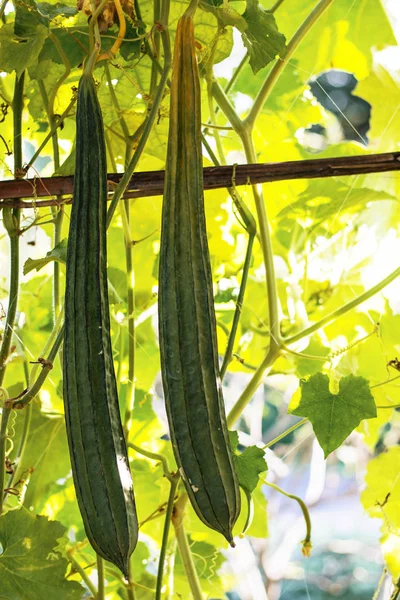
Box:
left=96, top=555, right=105, bottom=600
left=155, top=474, right=179, bottom=600
left=245, top=0, right=335, bottom=129
left=172, top=494, right=204, bottom=600
left=106, top=4, right=171, bottom=227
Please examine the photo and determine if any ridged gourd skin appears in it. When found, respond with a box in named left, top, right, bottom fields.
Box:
left=158, top=13, right=241, bottom=545
left=63, top=73, right=138, bottom=577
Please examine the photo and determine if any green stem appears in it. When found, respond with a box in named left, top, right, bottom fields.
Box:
left=268, top=0, right=287, bottom=12
left=0, top=73, right=25, bottom=512
left=97, top=555, right=105, bottom=600
left=284, top=265, right=400, bottom=346
left=106, top=9, right=171, bottom=227
left=5, top=403, right=31, bottom=496
left=26, top=96, right=77, bottom=171
left=207, top=81, right=226, bottom=165
left=0, top=389, right=10, bottom=514
left=126, top=563, right=136, bottom=600
left=38, top=80, right=63, bottom=323
left=172, top=495, right=204, bottom=600
left=129, top=442, right=171, bottom=477
left=371, top=375, right=400, bottom=390
left=211, top=82, right=280, bottom=347
left=122, top=200, right=135, bottom=441
left=105, top=64, right=131, bottom=142
left=4, top=337, right=31, bottom=497
left=12, top=71, right=25, bottom=175
left=223, top=52, right=248, bottom=97
left=0, top=71, right=24, bottom=384
left=240, top=133, right=281, bottom=348
left=245, top=0, right=335, bottom=129
left=263, top=418, right=308, bottom=449
left=0, top=213, right=20, bottom=385
left=38, top=80, right=60, bottom=172
left=149, top=0, right=162, bottom=99
left=155, top=474, right=179, bottom=600
left=68, top=552, right=98, bottom=597
left=53, top=209, right=64, bottom=321
left=220, top=233, right=255, bottom=379
left=10, top=326, right=64, bottom=409
left=227, top=346, right=279, bottom=427
left=264, top=479, right=312, bottom=553
left=211, top=80, right=243, bottom=133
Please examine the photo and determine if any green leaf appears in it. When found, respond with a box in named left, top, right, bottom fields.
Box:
left=0, top=509, right=84, bottom=600
left=23, top=239, right=68, bottom=275
left=229, top=431, right=268, bottom=493
left=18, top=0, right=76, bottom=34
left=0, top=24, right=49, bottom=78
left=290, top=373, right=376, bottom=457
left=9, top=403, right=72, bottom=512
left=361, top=446, right=400, bottom=529
left=240, top=0, right=286, bottom=74
left=277, top=179, right=397, bottom=224
left=14, top=0, right=77, bottom=37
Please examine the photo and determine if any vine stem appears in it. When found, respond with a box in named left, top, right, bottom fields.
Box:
left=245, top=0, right=335, bottom=129
left=263, top=479, right=312, bottom=555
left=240, top=132, right=281, bottom=348
left=122, top=202, right=135, bottom=441
left=0, top=72, right=25, bottom=512
left=172, top=494, right=204, bottom=600
left=220, top=233, right=255, bottom=379
left=10, top=325, right=64, bottom=409
left=227, top=346, right=279, bottom=427
left=263, top=417, right=308, bottom=449
left=268, top=0, right=287, bottom=12
left=284, top=264, right=400, bottom=346
left=4, top=337, right=30, bottom=497
left=26, top=95, right=77, bottom=172
left=128, top=443, right=179, bottom=599
left=156, top=474, right=179, bottom=600
left=0, top=212, right=20, bottom=385
left=67, top=551, right=98, bottom=597
left=0, top=389, right=10, bottom=514
left=96, top=555, right=105, bottom=600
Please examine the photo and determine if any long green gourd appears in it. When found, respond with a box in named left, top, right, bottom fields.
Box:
left=158, top=7, right=241, bottom=545
left=63, top=72, right=138, bottom=577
